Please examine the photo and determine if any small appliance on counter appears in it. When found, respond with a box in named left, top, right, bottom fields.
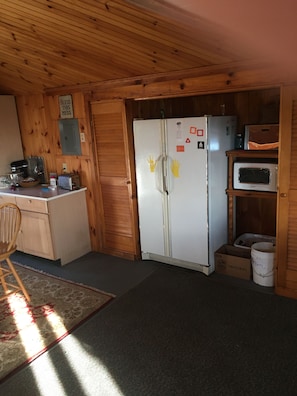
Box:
left=58, top=173, right=81, bottom=190
left=10, top=159, right=28, bottom=177
left=10, top=159, right=28, bottom=187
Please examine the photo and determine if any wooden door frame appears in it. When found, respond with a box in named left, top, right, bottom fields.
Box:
left=276, top=86, right=292, bottom=288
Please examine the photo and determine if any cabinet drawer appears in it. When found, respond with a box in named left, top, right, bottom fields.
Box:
left=16, top=197, right=48, bottom=213
left=0, top=195, right=16, bottom=204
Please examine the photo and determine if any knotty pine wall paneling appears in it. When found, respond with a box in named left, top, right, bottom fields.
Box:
left=16, top=94, right=56, bottom=174
left=16, top=93, right=99, bottom=251
left=129, top=88, right=279, bottom=129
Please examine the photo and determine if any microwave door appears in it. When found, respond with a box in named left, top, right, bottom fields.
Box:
left=239, top=167, right=270, bottom=185
left=233, top=162, right=277, bottom=192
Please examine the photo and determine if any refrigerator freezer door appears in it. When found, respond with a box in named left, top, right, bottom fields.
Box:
left=166, top=117, right=209, bottom=266
left=133, top=119, right=167, bottom=257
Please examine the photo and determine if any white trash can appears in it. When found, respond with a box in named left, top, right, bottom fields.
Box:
left=251, top=242, right=275, bottom=287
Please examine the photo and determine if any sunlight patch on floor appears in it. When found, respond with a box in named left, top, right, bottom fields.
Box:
left=8, top=293, right=124, bottom=395
left=7, top=293, right=67, bottom=395
left=26, top=334, right=125, bottom=396
left=8, top=293, right=47, bottom=357
left=58, top=335, right=125, bottom=396
left=29, top=355, right=69, bottom=396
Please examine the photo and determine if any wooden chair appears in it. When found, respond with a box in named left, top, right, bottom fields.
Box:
left=0, top=202, right=30, bottom=302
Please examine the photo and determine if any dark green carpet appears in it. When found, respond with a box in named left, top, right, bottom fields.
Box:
left=1, top=264, right=297, bottom=395
left=78, top=267, right=297, bottom=395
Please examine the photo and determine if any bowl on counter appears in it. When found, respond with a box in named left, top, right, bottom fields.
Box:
left=19, top=179, right=40, bottom=188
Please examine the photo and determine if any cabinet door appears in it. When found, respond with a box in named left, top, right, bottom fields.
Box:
left=276, top=85, right=297, bottom=299
left=91, top=100, right=139, bottom=258
left=18, top=211, right=55, bottom=259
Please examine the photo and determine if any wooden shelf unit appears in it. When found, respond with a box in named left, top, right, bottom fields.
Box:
left=226, top=150, right=278, bottom=244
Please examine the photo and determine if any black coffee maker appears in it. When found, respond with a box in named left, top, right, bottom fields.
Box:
left=10, top=159, right=28, bottom=186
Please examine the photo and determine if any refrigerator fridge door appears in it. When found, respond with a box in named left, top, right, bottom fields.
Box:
left=166, top=117, right=208, bottom=266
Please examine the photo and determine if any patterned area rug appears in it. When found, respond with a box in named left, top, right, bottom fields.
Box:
left=0, top=263, right=114, bottom=383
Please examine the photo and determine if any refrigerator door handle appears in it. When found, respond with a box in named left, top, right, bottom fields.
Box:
left=155, top=155, right=164, bottom=193
left=155, top=155, right=168, bottom=194
left=162, top=155, right=169, bottom=195
left=164, top=155, right=175, bottom=195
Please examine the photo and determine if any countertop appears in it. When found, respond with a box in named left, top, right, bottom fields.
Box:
left=0, top=186, right=87, bottom=201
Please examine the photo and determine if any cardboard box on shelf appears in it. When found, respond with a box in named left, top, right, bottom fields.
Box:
left=244, top=124, right=279, bottom=150
left=215, top=245, right=251, bottom=280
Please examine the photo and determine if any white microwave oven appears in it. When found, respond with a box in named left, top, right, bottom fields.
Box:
left=233, top=162, right=278, bottom=192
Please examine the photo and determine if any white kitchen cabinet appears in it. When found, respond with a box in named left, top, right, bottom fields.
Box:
left=0, top=187, right=91, bottom=265
left=0, top=95, right=24, bottom=175
left=15, top=199, right=54, bottom=259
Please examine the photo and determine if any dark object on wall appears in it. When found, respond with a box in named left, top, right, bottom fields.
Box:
left=58, top=118, right=82, bottom=155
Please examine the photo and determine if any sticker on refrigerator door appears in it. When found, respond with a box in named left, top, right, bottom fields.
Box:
left=197, top=141, right=205, bottom=149
left=189, top=126, right=204, bottom=136
left=171, top=159, right=180, bottom=178
left=147, top=156, right=156, bottom=172
left=176, top=145, right=184, bottom=152
left=185, top=138, right=191, bottom=143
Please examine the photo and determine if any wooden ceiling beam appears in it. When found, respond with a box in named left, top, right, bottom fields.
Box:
left=45, top=60, right=290, bottom=99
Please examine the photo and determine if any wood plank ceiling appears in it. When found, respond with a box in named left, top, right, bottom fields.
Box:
left=0, top=0, right=259, bottom=96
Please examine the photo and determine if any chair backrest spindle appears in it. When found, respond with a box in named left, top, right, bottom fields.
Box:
left=0, top=203, right=21, bottom=253
left=0, top=202, right=30, bottom=302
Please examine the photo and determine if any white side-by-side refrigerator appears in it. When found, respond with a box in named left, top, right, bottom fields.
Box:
left=133, top=116, right=236, bottom=275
